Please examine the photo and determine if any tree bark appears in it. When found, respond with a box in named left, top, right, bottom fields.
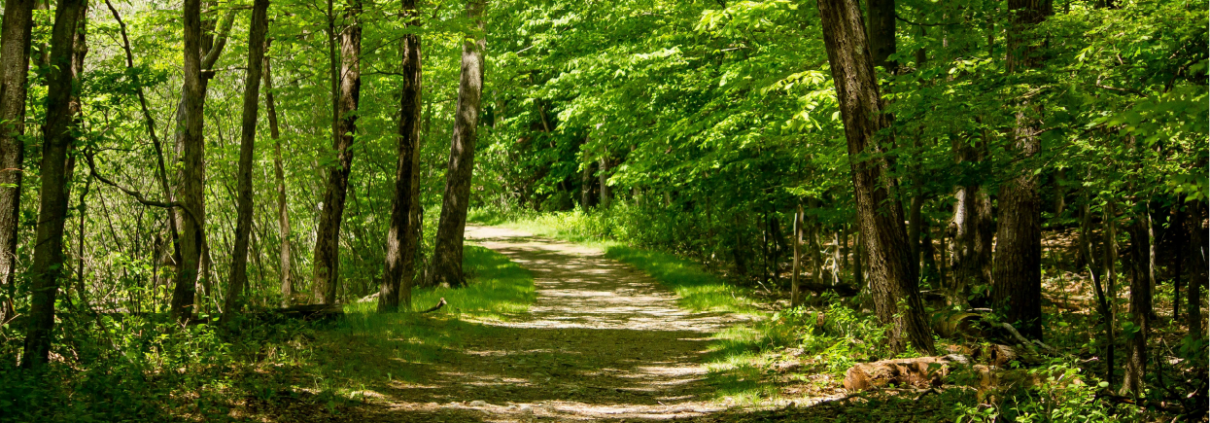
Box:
left=867, top=0, right=896, bottom=72
left=20, top=0, right=85, bottom=368
left=815, top=0, right=935, bottom=355
left=311, top=0, right=361, bottom=304
left=580, top=159, right=595, bottom=209
left=598, top=156, right=611, bottom=209
left=1104, top=197, right=1118, bottom=387
left=262, top=40, right=292, bottom=307
left=169, top=5, right=234, bottom=320
left=948, top=142, right=994, bottom=304
left=991, top=0, right=1051, bottom=341
left=1187, top=201, right=1205, bottom=337
left=791, top=205, right=803, bottom=306
left=223, top=0, right=270, bottom=315
left=1173, top=205, right=1183, bottom=321
left=1121, top=216, right=1151, bottom=397
left=379, top=0, right=423, bottom=313
left=427, top=0, right=485, bottom=288
left=0, top=0, right=36, bottom=323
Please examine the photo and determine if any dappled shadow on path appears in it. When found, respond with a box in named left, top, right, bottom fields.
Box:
left=339, top=226, right=746, bottom=422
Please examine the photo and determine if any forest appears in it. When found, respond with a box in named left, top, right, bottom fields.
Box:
left=0, top=0, right=1206, bottom=421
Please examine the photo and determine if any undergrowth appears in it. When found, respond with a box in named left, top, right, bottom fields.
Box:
left=0, top=245, right=534, bottom=422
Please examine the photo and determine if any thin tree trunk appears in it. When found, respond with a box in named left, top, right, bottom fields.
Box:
left=0, top=0, right=36, bottom=322
left=1104, top=197, right=1118, bottom=387
left=311, top=0, right=361, bottom=304
left=598, top=156, right=611, bottom=208
left=427, top=0, right=485, bottom=288
left=1187, top=201, right=1205, bottom=336
left=791, top=205, right=803, bottom=306
left=223, top=0, right=269, bottom=315
left=580, top=159, right=595, bottom=209
left=379, top=0, right=423, bottom=313
left=262, top=40, right=292, bottom=307
left=816, top=0, right=934, bottom=354
left=20, top=0, right=85, bottom=368
left=1173, top=205, right=1183, bottom=321
left=1121, top=216, right=1151, bottom=397
left=991, top=0, right=1051, bottom=341
left=867, top=0, right=896, bottom=72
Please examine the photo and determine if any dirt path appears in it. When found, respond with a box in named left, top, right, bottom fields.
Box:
left=360, top=226, right=744, bottom=422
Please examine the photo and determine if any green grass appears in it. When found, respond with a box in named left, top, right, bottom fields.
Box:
left=603, top=246, right=758, bottom=314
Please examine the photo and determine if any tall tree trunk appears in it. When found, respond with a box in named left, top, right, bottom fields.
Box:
left=816, top=0, right=935, bottom=355
left=20, top=0, right=85, bottom=368
left=948, top=142, right=994, bottom=305
left=791, top=205, right=803, bottom=306
left=598, top=156, right=611, bottom=208
left=311, top=0, right=361, bottom=304
left=1104, top=197, right=1118, bottom=387
left=426, top=0, right=485, bottom=288
left=262, top=41, right=292, bottom=307
left=1121, top=216, right=1151, bottom=397
left=379, top=0, right=423, bottom=313
left=991, top=0, right=1051, bottom=341
left=0, top=0, right=36, bottom=323
left=169, top=6, right=234, bottom=319
left=580, top=159, right=595, bottom=209
left=223, top=0, right=269, bottom=315
left=1187, top=201, right=1205, bottom=337
left=1173, top=205, right=1183, bottom=321
left=170, top=0, right=206, bottom=320
left=867, top=0, right=896, bottom=72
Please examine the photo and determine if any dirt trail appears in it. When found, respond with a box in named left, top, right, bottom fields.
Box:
left=362, top=226, right=743, bottom=422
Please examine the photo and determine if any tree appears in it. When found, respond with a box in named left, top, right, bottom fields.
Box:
left=311, top=0, right=361, bottom=304
left=169, top=3, right=235, bottom=320
left=21, top=0, right=86, bottom=368
left=378, top=0, right=423, bottom=313
left=991, top=0, right=1052, bottom=341
left=427, top=0, right=485, bottom=288
left=0, top=0, right=37, bottom=322
left=262, top=40, right=292, bottom=307
left=815, top=0, right=935, bottom=355
left=224, top=0, right=270, bottom=315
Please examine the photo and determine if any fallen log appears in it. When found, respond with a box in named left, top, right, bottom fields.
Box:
left=420, top=298, right=447, bottom=313
left=843, top=354, right=1081, bottom=393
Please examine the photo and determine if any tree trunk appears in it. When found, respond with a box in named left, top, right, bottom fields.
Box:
left=1187, top=201, right=1205, bottom=337
left=379, top=0, right=423, bottom=313
left=426, top=0, right=485, bottom=288
left=791, top=205, right=803, bottom=306
left=867, top=0, right=896, bottom=72
left=1121, top=216, right=1151, bottom=397
left=311, top=0, right=361, bottom=304
left=1104, top=197, right=1118, bottom=387
left=580, top=159, right=595, bottom=209
left=991, top=0, right=1051, bottom=341
left=263, top=40, right=292, bottom=307
left=1173, top=205, right=1183, bottom=321
left=815, top=0, right=934, bottom=355
left=0, top=0, right=35, bottom=323
left=170, top=6, right=234, bottom=320
left=598, top=156, right=611, bottom=208
left=223, top=0, right=269, bottom=315
left=948, top=143, right=994, bottom=304
left=20, top=0, right=85, bottom=368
